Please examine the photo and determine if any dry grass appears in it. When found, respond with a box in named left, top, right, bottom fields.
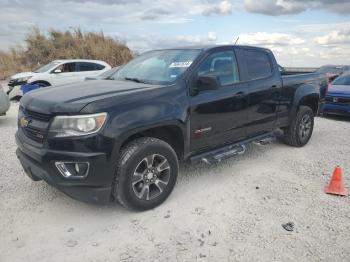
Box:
left=0, top=27, right=133, bottom=80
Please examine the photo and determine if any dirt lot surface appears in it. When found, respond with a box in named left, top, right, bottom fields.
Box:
left=1, top=100, right=349, bottom=262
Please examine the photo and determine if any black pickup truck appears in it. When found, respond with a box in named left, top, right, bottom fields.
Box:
left=16, top=45, right=327, bottom=210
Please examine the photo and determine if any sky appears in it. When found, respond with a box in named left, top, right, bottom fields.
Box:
left=0, top=0, right=349, bottom=67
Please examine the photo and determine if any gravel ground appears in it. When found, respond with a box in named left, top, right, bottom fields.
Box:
left=0, top=99, right=349, bottom=262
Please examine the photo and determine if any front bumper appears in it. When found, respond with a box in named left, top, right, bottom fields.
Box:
left=323, top=103, right=350, bottom=117
left=16, top=132, right=114, bottom=204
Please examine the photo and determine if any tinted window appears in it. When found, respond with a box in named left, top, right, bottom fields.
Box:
left=95, top=64, right=105, bottom=70
left=78, top=62, right=101, bottom=72
left=197, top=50, right=240, bottom=86
left=245, top=50, right=272, bottom=80
left=55, top=62, right=77, bottom=73
left=332, top=74, right=350, bottom=86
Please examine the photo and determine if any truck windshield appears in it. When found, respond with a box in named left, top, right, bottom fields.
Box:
left=332, top=75, right=350, bottom=86
left=110, top=49, right=202, bottom=85
left=34, top=61, right=61, bottom=73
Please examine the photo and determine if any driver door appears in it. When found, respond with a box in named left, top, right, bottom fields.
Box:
left=189, top=48, right=249, bottom=153
left=50, top=62, right=78, bottom=86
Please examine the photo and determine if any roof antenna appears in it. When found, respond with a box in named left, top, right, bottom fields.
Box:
left=234, top=36, right=239, bottom=45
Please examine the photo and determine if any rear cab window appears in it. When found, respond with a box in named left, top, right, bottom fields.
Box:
left=244, top=49, right=273, bottom=81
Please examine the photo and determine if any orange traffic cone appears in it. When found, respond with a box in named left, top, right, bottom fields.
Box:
left=324, top=166, right=348, bottom=196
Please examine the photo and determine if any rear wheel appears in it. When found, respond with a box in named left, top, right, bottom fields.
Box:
left=283, top=106, right=314, bottom=147
left=113, top=137, right=178, bottom=211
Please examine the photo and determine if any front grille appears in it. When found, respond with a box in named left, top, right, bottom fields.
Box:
left=325, top=96, right=350, bottom=105
left=22, top=126, right=47, bottom=143
left=19, top=106, right=52, bottom=144
left=21, top=106, right=52, bottom=122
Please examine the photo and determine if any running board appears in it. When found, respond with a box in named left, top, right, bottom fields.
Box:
left=252, top=134, right=276, bottom=146
left=190, top=132, right=275, bottom=165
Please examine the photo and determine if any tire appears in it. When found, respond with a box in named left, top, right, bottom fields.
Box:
left=113, top=137, right=179, bottom=211
left=283, top=106, right=314, bottom=147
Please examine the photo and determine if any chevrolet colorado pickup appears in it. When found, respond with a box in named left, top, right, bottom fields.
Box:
left=16, top=45, right=327, bottom=210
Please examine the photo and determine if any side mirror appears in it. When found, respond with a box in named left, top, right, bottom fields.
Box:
left=53, top=69, right=62, bottom=74
left=197, top=75, right=220, bottom=91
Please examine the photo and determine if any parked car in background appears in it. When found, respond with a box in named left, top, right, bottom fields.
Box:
left=16, top=45, right=327, bottom=210
left=8, top=59, right=111, bottom=100
left=323, top=73, right=350, bottom=117
left=85, top=66, right=121, bottom=81
left=0, top=85, right=10, bottom=116
left=316, top=65, right=350, bottom=83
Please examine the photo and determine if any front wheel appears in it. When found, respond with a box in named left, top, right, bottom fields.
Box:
left=283, top=106, right=314, bottom=147
left=113, top=137, right=178, bottom=211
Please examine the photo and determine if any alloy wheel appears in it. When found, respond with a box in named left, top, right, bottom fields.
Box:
left=132, top=154, right=171, bottom=201
left=299, top=114, right=312, bottom=140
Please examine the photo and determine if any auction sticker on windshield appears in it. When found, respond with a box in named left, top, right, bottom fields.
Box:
left=169, top=61, right=193, bottom=68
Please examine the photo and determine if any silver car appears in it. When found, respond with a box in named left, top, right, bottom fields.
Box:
left=0, top=85, right=10, bottom=116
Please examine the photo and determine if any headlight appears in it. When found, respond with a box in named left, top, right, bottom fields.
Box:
left=49, top=113, right=107, bottom=137
left=17, top=76, right=32, bottom=83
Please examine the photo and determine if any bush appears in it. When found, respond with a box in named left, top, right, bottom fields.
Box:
left=0, top=27, right=134, bottom=80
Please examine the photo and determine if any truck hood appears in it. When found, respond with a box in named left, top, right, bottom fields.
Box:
left=11, top=72, right=34, bottom=79
left=328, top=85, right=350, bottom=96
left=21, top=80, right=163, bottom=114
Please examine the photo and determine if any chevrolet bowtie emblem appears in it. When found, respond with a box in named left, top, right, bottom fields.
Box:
left=19, top=117, right=30, bottom=128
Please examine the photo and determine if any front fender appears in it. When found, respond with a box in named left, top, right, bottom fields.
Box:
left=106, top=100, right=188, bottom=162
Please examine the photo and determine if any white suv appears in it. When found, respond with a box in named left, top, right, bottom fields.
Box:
left=8, top=59, right=111, bottom=100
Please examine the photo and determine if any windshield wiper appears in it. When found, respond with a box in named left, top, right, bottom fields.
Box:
left=124, top=77, right=148, bottom=84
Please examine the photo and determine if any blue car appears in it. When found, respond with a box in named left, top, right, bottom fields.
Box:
left=323, top=73, right=350, bottom=116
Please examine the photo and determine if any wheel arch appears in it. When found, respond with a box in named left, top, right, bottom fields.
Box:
left=292, top=83, right=320, bottom=117
left=117, top=122, right=186, bottom=160
left=298, top=94, right=319, bottom=115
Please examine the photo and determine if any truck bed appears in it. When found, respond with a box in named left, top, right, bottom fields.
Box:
left=282, top=72, right=328, bottom=101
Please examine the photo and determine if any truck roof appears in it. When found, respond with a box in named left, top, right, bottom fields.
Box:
left=155, top=45, right=271, bottom=52
left=52, top=59, right=108, bottom=64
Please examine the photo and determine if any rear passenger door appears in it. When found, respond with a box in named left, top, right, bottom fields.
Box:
left=76, top=62, right=106, bottom=80
left=239, top=48, right=282, bottom=136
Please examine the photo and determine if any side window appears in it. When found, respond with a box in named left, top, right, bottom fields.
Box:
left=197, top=51, right=240, bottom=86
left=95, top=64, right=105, bottom=70
left=245, top=50, right=272, bottom=80
left=77, top=62, right=100, bottom=72
left=56, top=62, right=77, bottom=73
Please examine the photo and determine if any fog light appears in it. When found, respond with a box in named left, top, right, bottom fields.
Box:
left=55, top=162, right=89, bottom=178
